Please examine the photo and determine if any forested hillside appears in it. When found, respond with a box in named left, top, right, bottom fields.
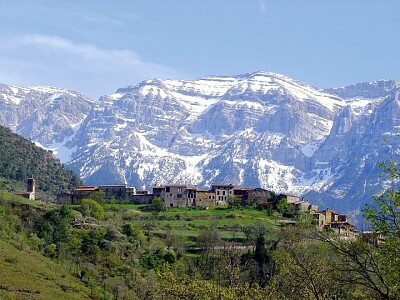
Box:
left=0, top=125, right=81, bottom=199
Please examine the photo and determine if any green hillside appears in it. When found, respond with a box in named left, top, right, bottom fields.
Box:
left=0, top=125, right=81, bottom=199
left=0, top=191, right=89, bottom=299
left=0, top=240, right=90, bottom=300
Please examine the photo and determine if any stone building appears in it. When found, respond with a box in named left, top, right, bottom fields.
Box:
left=15, top=177, right=36, bottom=200
left=286, top=194, right=301, bottom=204
left=152, top=184, right=197, bottom=208
left=57, top=183, right=137, bottom=204
left=195, top=189, right=216, bottom=207
left=212, top=183, right=234, bottom=205
left=313, top=212, right=326, bottom=227
left=246, top=188, right=274, bottom=206
left=313, top=209, right=356, bottom=237
left=72, top=186, right=99, bottom=204
left=131, top=189, right=153, bottom=204
left=98, top=184, right=136, bottom=202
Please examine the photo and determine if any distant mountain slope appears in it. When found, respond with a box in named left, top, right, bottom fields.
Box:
left=0, top=125, right=81, bottom=199
left=66, top=71, right=400, bottom=215
left=0, top=84, right=94, bottom=163
left=1, top=72, right=399, bottom=214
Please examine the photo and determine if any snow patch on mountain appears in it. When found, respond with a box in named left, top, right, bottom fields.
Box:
left=2, top=72, right=399, bottom=215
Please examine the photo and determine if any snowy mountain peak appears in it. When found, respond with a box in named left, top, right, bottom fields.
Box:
left=1, top=72, right=399, bottom=215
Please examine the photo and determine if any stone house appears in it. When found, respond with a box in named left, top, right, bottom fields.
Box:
left=211, top=183, right=234, bottom=205
left=232, top=187, right=254, bottom=204
left=195, top=189, right=216, bottom=207
left=98, top=184, right=136, bottom=202
left=292, top=200, right=312, bottom=213
left=152, top=184, right=197, bottom=208
left=72, top=186, right=99, bottom=204
left=131, top=193, right=154, bottom=204
left=57, top=183, right=137, bottom=204
left=136, top=189, right=151, bottom=195
left=131, top=189, right=154, bottom=204
left=246, top=188, right=274, bottom=207
left=286, top=195, right=300, bottom=204
left=57, top=191, right=74, bottom=204
left=313, top=212, right=326, bottom=228
left=318, top=209, right=356, bottom=237
left=321, top=209, right=347, bottom=224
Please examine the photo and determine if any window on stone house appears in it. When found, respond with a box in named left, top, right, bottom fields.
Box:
left=177, top=194, right=182, bottom=198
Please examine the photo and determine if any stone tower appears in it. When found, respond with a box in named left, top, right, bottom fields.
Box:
left=27, top=177, right=35, bottom=200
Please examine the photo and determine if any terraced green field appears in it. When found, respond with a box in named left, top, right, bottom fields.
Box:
left=103, top=204, right=286, bottom=244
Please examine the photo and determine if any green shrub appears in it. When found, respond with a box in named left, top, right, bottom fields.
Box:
left=44, top=243, right=57, bottom=259
left=80, top=199, right=104, bottom=220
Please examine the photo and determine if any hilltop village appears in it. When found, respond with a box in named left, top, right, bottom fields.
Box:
left=56, top=182, right=356, bottom=236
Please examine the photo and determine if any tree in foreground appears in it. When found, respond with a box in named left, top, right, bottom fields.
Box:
left=322, top=160, right=400, bottom=299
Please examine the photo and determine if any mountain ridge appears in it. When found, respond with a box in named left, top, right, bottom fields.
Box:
left=0, top=72, right=398, bottom=214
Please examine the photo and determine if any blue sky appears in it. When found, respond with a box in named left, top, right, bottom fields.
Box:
left=0, top=0, right=399, bottom=98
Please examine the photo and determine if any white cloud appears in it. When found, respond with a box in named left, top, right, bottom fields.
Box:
left=0, top=34, right=184, bottom=98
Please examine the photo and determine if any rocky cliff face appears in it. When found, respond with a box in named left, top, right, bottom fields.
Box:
left=0, top=84, right=94, bottom=162
left=1, top=72, right=399, bottom=214
left=65, top=71, right=399, bottom=214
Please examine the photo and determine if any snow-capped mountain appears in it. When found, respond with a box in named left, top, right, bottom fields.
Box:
left=0, top=84, right=94, bottom=162
left=1, top=72, right=399, bottom=214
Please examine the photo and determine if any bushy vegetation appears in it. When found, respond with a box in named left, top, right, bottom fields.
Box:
left=0, top=159, right=399, bottom=299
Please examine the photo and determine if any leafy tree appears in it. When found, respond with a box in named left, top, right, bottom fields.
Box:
left=151, top=196, right=165, bottom=211
left=273, top=240, right=342, bottom=300
left=361, top=160, right=400, bottom=299
left=44, top=243, right=57, bottom=259
left=322, top=159, right=400, bottom=299
left=276, top=198, right=292, bottom=216
left=197, top=228, right=221, bottom=255
left=32, top=206, right=70, bottom=243
left=140, top=248, right=176, bottom=270
left=88, top=191, right=106, bottom=205
left=164, top=225, right=185, bottom=254
left=228, top=196, right=241, bottom=208
left=81, top=229, right=105, bottom=262
left=80, top=198, right=105, bottom=220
